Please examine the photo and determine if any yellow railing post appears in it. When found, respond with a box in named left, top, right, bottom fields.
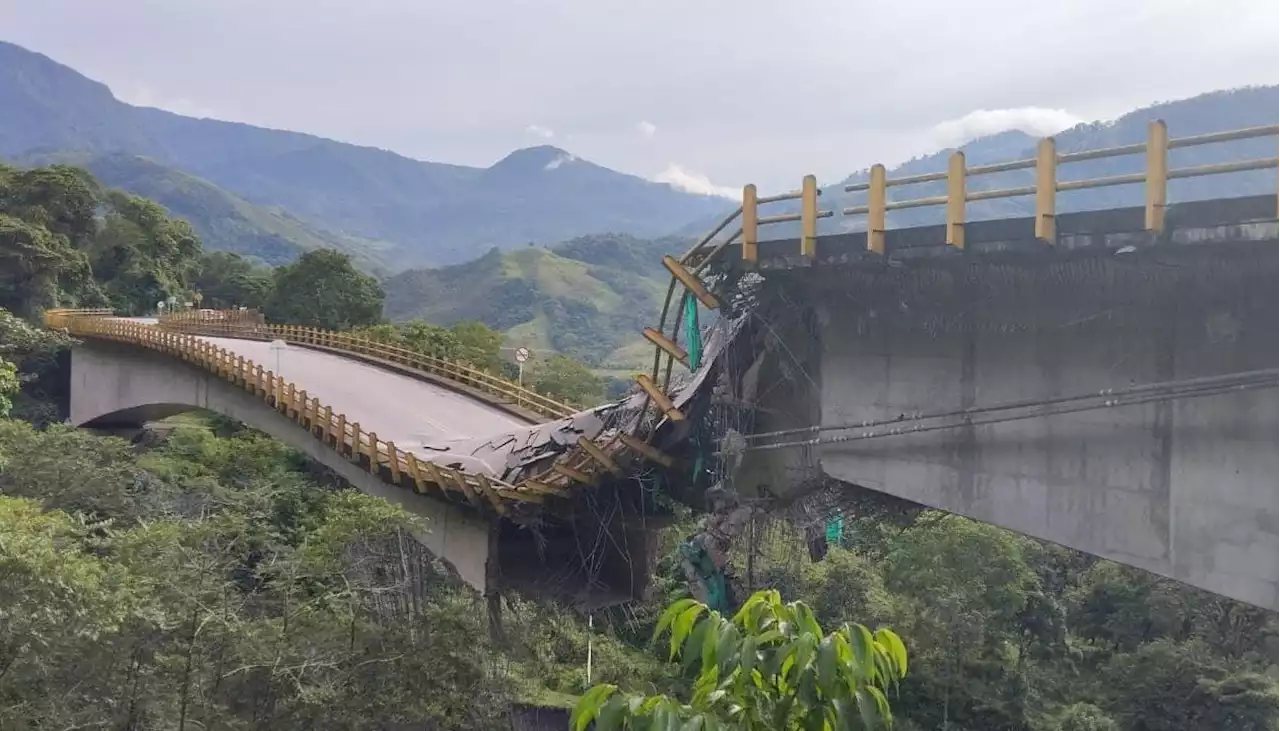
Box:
left=800, top=174, right=818, bottom=260
left=946, top=151, right=966, bottom=248
left=1035, top=137, right=1057, bottom=242
left=1145, top=119, right=1168, bottom=234
left=297, top=389, right=309, bottom=425
left=867, top=163, right=887, bottom=255
left=386, top=441, right=401, bottom=483
left=742, top=184, right=758, bottom=263
left=336, top=414, right=347, bottom=452
left=404, top=452, right=425, bottom=494
left=350, top=422, right=362, bottom=461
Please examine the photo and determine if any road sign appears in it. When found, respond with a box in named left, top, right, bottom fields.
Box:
left=514, top=346, right=531, bottom=363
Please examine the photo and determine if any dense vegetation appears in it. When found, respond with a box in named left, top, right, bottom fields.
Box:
left=0, top=40, right=726, bottom=270
left=0, top=162, right=199, bottom=318
left=0, top=103, right=1275, bottom=730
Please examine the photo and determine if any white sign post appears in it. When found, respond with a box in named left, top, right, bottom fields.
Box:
left=514, top=346, right=530, bottom=386
left=269, top=339, right=288, bottom=375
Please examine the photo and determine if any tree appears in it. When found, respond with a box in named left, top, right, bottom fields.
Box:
left=571, top=590, right=908, bottom=731
left=449, top=319, right=503, bottom=372
left=265, top=249, right=384, bottom=329
left=1103, top=639, right=1277, bottom=730
left=530, top=353, right=604, bottom=406
left=0, top=358, right=15, bottom=418
left=87, top=190, right=202, bottom=314
left=194, top=250, right=273, bottom=309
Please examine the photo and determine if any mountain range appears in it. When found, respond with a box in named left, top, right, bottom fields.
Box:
left=0, top=40, right=727, bottom=270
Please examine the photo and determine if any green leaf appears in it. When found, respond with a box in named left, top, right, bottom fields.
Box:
left=847, top=623, right=876, bottom=682
left=873, top=627, right=908, bottom=678
left=654, top=597, right=699, bottom=644
left=816, top=636, right=838, bottom=697
left=595, top=694, right=630, bottom=731
left=671, top=603, right=707, bottom=661
left=571, top=683, right=618, bottom=731
left=700, top=614, right=721, bottom=672
left=684, top=616, right=710, bottom=670
left=739, top=634, right=759, bottom=679
left=855, top=687, right=882, bottom=730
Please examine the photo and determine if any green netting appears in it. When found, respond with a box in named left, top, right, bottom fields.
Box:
left=682, top=291, right=702, bottom=371
left=679, top=538, right=730, bottom=612
left=825, top=512, right=845, bottom=544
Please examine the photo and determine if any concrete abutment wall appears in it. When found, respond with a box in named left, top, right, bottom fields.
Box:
left=742, top=241, right=1278, bottom=610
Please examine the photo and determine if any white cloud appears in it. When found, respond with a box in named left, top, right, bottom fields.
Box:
left=930, top=107, right=1083, bottom=149
left=544, top=152, right=577, bottom=170
left=117, top=83, right=222, bottom=119
left=636, top=120, right=657, bottom=139
left=653, top=164, right=737, bottom=199
left=524, top=124, right=555, bottom=140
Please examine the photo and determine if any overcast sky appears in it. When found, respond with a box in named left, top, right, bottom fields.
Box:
left=4, top=0, right=1277, bottom=196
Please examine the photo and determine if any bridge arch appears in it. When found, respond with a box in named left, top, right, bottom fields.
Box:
left=70, top=338, right=495, bottom=591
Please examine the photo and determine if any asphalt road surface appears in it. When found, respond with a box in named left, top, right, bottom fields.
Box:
left=197, top=335, right=528, bottom=456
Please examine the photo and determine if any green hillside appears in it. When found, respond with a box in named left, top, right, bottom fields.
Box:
left=384, top=234, right=688, bottom=369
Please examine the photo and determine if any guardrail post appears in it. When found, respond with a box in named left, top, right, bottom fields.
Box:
left=366, top=431, right=379, bottom=470
left=946, top=151, right=966, bottom=248
left=800, top=174, right=818, bottom=260
left=335, top=414, right=347, bottom=452
left=1145, top=119, right=1168, bottom=234
left=867, top=164, right=887, bottom=255
left=350, top=422, right=362, bottom=462
left=386, top=441, right=401, bottom=483
left=1035, top=138, right=1057, bottom=242
left=742, top=184, right=758, bottom=263
left=297, top=389, right=309, bottom=426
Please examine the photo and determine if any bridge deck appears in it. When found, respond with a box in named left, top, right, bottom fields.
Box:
left=196, top=336, right=528, bottom=453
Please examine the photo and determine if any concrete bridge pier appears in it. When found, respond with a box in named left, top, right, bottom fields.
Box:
left=735, top=241, right=1278, bottom=610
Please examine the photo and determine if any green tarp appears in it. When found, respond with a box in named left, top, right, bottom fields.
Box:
left=682, top=291, right=702, bottom=371
left=825, top=512, right=845, bottom=544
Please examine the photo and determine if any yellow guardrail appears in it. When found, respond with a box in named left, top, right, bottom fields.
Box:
left=636, top=120, right=1280, bottom=421
left=156, top=310, right=576, bottom=420
left=679, top=120, right=1277, bottom=262
left=44, top=309, right=654, bottom=514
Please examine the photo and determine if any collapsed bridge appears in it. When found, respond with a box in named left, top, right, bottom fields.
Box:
left=52, top=119, right=1280, bottom=611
